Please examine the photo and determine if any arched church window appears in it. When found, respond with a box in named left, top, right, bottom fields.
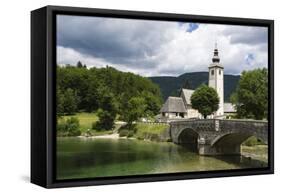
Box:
left=219, top=70, right=221, bottom=75
left=211, top=70, right=214, bottom=75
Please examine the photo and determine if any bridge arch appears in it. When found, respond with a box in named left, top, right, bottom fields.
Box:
left=211, top=132, right=267, bottom=155
left=175, top=128, right=200, bottom=151
left=211, top=130, right=267, bottom=147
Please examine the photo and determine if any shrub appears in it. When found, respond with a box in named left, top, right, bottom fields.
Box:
left=119, top=129, right=129, bottom=137
left=62, top=117, right=81, bottom=136
left=243, top=136, right=264, bottom=146
left=118, top=123, right=137, bottom=138
left=96, top=109, right=115, bottom=130
left=127, top=130, right=135, bottom=138
left=68, top=129, right=81, bottom=136
left=91, top=122, right=98, bottom=130
left=57, top=118, right=67, bottom=132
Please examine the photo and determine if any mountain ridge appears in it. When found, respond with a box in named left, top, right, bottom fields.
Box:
left=149, top=72, right=240, bottom=102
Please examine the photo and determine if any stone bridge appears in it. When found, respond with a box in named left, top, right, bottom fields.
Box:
left=169, top=119, right=268, bottom=156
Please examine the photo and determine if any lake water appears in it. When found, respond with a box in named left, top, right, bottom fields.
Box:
left=56, top=137, right=268, bottom=180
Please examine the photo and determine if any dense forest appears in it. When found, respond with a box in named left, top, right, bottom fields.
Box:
left=56, top=63, right=163, bottom=118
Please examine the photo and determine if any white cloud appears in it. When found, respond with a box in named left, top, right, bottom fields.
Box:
left=57, top=15, right=268, bottom=77
left=57, top=46, right=156, bottom=76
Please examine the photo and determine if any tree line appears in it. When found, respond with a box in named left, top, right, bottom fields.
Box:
left=57, top=62, right=163, bottom=130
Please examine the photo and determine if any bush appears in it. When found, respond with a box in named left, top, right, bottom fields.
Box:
left=127, top=130, right=135, bottom=138
left=119, top=130, right=129, bottom=137
left=243, top=136, right=264, bottom=146
left=96, top=109, right=115, bottom=130
left=118, top=123, right=137, bottom=138
left=68, top=129, right=81, bottom=136
left=91, top=122, right=98, bottom=130
left=66, top=117, right=81, bottom=136
left=57, top=119, right=67, bottom=132
left=57, top=117, right=81, bottom=136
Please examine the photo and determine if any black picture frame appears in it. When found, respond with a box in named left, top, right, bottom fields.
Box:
left=31, top=5, right=274, bottom=188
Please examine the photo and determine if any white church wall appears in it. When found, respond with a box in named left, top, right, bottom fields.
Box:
left=186, top=105, right=200, bottom=118
left=209, top=67, right=224, bottom=116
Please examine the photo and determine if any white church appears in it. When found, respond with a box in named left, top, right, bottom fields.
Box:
left=159, top=45, right=236, bottom=120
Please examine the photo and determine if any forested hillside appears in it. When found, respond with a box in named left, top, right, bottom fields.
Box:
left=57, top=65, right=163, bottom=116
left=149, top=72, right=240, bottom=102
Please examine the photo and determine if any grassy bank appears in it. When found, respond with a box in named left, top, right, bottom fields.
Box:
left=57, top=112, right=114, bottom=136
left=241, top=145, right=268, bottom=162
left=135, top=123, right=169, bottom=141
left=118, top=122, right=170, bottom=141
left=58, top=112, right=170, bottom=141
left=61, top=112, right=99, bottom=132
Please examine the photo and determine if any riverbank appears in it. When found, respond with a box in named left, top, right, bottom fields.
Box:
left=241, top=145, right=268, bottom=162
left=118, top=122, right=170, bottom=141
left=57, top=112, right=170, bottom=141
left=80, top=133, right=119, bottom=139
left=77, top=133, right=136, bottom=140
left=75, top=127, right=169, bottom=142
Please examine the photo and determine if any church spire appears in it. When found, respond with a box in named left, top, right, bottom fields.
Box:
left=208, top=42, right=224, bottom=117
left=212, top=42, right=220, bottom=63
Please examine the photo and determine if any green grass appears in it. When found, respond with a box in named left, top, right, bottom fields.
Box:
left=58, top=113, right=169, bottom=139
left=117, top=122, right=170, bottom=141
left=58, top=112, right=123, bottom=136
left=134, top=123, right=169, bottom=141
left=241, top=145, right=268, bottom=162
left=242, top=136, right=265, bottom=146
left=60, top=112, right=99, bottom=132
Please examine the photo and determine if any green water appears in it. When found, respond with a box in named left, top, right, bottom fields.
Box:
left=57, top=137, right=268, bottom=180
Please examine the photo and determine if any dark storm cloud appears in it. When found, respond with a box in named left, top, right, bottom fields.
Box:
left=57, top=15, right=174, bottom=67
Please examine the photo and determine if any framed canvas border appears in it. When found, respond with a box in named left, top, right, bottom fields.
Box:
left=31, top=5, right=274, bottom=188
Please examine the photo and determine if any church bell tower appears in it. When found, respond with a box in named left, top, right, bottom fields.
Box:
left=208, top=44, right=224, bottom=117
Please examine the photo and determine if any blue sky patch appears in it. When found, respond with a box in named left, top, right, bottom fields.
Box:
left=245, top=53, right=255, bottom=66
left=187, top=23, right=199, bottom=32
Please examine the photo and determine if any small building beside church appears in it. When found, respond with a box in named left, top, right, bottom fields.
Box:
left=159, top=44, right=236, bottom=121
left=223, top=103, right=236, bottom=118
left=160, top=96, right=187, bottom=119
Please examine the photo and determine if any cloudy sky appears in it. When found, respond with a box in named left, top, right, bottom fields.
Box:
left=57, top=15, right=268, bottom=77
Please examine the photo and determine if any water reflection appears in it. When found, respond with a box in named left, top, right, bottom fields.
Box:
left=57, top=137, right=268, bottom=180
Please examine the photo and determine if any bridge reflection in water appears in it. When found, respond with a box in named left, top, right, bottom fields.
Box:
left=169, top=119, right=268, bottom=156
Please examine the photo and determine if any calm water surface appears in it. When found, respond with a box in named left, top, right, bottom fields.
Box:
left=57, top=137, right=267, bottom=180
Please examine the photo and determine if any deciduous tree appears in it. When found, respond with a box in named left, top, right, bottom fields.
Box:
left=95, top=88, right=118, bottom=130
left=63, top=88, right=78, bottom=115
left=121, top=97, right=146, bottom=130
left=191, top=84, right=219, bottom=119
left=230, top=68, right=268, bottom=120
